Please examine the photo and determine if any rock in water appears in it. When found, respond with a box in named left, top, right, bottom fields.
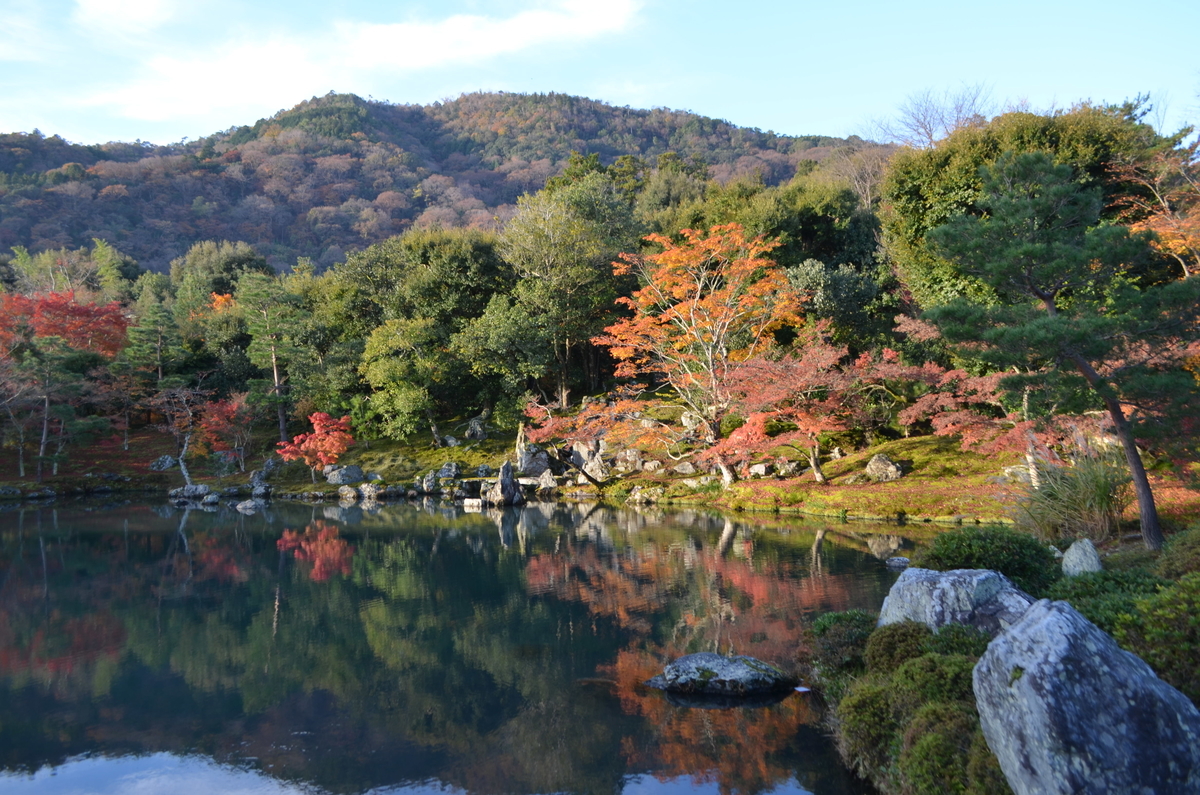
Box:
left=646, top=652, right=791, bottom=696
left=878, top=568, right=1034, bottom=634
left=484, top=461, right=525, bottom=506
left=974, top=599, right=1200, bottom=795
left=864, top=453, right=903, bottom=482
left=326, top=465, right=364, bottom=485
left=1061, top=538, right=1103, bottom=577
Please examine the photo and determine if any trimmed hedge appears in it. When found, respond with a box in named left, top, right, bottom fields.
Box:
left=914, top=524, right=1060, bottom=596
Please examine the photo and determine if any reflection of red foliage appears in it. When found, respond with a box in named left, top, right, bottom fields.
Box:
left=0, top=611, right=125, bottom=676
left=277, top=521, right=354, bottom=581
left=605, top=648, right=818, bottom=795
left=195, top=534, right=248, bottom=583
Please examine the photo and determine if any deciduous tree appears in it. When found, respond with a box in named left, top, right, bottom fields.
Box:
left=276, top=412, right=354, bottom=483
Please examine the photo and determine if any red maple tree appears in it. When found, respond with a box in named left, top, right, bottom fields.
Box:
left=276, top=412, right=354, bottom=482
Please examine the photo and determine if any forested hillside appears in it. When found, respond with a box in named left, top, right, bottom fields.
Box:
left=0, top=92, right=852, bottom=271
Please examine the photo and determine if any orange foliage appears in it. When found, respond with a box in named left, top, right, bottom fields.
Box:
left=276, top=412, right=354, bottom=476
left=596, top=224, right=803, bottom=424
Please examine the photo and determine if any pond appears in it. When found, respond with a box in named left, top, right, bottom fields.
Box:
left=0, top=499, right=911, bottom=795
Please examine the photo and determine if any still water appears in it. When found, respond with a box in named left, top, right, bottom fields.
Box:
left=0, top=499, right=907, bottom=795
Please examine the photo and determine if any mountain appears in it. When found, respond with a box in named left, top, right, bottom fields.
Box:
left=0, top=92, right=856, bottom=271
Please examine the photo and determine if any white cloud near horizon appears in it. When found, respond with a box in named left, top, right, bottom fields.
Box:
left=81, top=0, right=641, bottom=125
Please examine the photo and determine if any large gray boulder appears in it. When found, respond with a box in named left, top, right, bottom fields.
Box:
left=864, top=453, right=903, bottom=482
left=437, top=461, right=462, bottom=479
left=646, top=652, right=791, bottom=696
left=1061, top=538, right=1103, bottom=577
left=483, top=461, right=525, bottom=506
left=326, top=465, right=364, bottom=485
left=878, top=567, right=1034, bottom=634
left=517, top=441, right=551, bottom=477
left=974, top=599, right=1200, bottom=795
left=149, top=455, right=177, bottom=472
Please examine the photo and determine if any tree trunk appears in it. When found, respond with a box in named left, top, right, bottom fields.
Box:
left=1069, top=353, right=1163, bottom=550
left=808, top=443, right=827, bottom=484
left=178, top=433, right=193, bottom=486
left=272, top=348, right=288, bottom=443
left=427, top=409, right=444, bottom=448
left=36, top=395, right=49, bottom=483
left=714, top=454, right=737, bottom=488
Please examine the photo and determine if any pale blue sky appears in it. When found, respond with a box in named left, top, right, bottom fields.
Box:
left=2, top=0, right=1198, bottom=145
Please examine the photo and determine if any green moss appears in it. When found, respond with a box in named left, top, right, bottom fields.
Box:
left=812, top=609, right=877, bottom=676
left=866, top=621, right=934, bottom=674
left=966, top=728, right=1014, bottom=795
left=836, top=678, right=898, bottom=779
left=924, top=624, right=992, bottom=659
left=892, top=653, right=976, bottom=714
left=1046, top=569, right=1169, bottom=634
left=1157, top=525, right=1200, bottom=580
left=1115, top=572, right=1200, bottom=703
left=898, top=702, right=977, bottom=795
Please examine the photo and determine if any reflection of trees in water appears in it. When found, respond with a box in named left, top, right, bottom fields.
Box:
left=0, top=503, right=890, bottom=794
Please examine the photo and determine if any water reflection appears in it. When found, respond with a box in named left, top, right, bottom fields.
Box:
left=0, top=500, right=898, bottom=795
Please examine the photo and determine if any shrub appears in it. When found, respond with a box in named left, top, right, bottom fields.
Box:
left=924, top=624, right=993, bottom=659
left=866, top=621, right=933, bottom=674
left=966, top=728, right=1014, bottom=795
left=836, top=678, right=897, bottom=779
left=915, top=525, right=1060, bottom=596
left=812, top=609, right=877, bottom=676
left=892, top=653, right=977, bottom=716
left=1046, top=569, right=1168, bottom=634
left=1012, top=455, right=1132, bottom=542
left=1115, top=573, right=1200, bottom=703
left=898, top=702, right=977, bottom=795
left=1157, top=525, right=1200, bottom=581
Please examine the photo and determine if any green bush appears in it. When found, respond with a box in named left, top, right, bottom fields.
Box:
left=924, top=624, right=993, bottom=659
left=1115, top=573, right=1200, bottom=703
left=1012, top=456, right=1132, bottom=542
left=866, top=621, right=933, bottom=674
left=812, top=609, right=877, bottom=676
left=915, top=525, right=1060, bottom=596
left=898, top=702, right=977, bottom=795
left=1157, top=526, right=1200, bottom=580
left=892, top=653, right=977, bottom=715
left=966, top=728, right=1014, bottom=795
left=836, top=678, right=897, bottom=779
left=1046, top=569, right=1168, bottom=634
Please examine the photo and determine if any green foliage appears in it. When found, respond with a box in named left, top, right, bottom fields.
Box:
left=836, top=678, right=897, bottom=778
left=1157, top=525, right=1200, bottom=580
left=881, top=105, right=1165, bottom=308
left=915, top=525, right=1060, bottom=596
left=966, top=728, right=1014, bottom=795
left=1013, top=456, right=1133, bottom=543
left=898, top=702, right=977, bottom=795
left=1115, top=573, right=1200, bottom=702
left=812, top=609, right=877, bottom=675
left=1046, top=569, right=1168, bottom=634
left=865, top=621, right=933, bottom=674
left=891, top=653, right=976, bottom=710
left=924, top=624, right=992, bottom=659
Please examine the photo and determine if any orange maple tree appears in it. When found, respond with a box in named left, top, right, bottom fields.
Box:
left=197, top=393, right=255, bottom=472
left=276, top=412, right=354, bottom=482
left=1112, top=141, right=1200, bottom=280
left=595, top=224, right=803, bottom=440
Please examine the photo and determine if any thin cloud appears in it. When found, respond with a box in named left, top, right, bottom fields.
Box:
left=72, top=0, right=179, bottom=36
left=82, top=0, right=642, bottom=123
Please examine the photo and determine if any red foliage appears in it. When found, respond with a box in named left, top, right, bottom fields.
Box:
left=277, top=521, right=354, bottom=581
left=197, top=394, right=254, bottom=470
left=0, top=291, right=128, bottom=358
left=276, top=412, right=354, bottom=475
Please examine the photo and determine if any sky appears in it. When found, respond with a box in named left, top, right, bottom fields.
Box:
left=1, top=0, right=1198, bottom=146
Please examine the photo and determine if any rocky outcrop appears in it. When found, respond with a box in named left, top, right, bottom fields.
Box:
left=877, top=568, right=1034, bottom=634
left=864, top=453, right=903, bottom=482
left=358, top=482, right=380, bottom=501
left=326, top=465, right=364, bottom=485
left=149, top=455, right=177, bottom=471
left=168, top=484, right=211, bottom=500
left=626, top=485, right=665, bottom=505
left=646, top=652, right=792, bottom=696
left=1061, top=538, right=1102, bottom=577
left=483, top=461, right=525, bottom=507
left=437, top=461, right=462, bottom=479
left=612, top=448, right=643, bottom=472
left=974, top=599, right=1200, bottom=795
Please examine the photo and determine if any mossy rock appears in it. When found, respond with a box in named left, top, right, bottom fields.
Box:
left=866, top=621, right=933, bottom=674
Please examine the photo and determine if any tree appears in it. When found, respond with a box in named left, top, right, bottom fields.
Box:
left=926, top=152, right=1200, bottom=550
left=197, top=394, right=255, bottom=472
left=596, top=224, right=803, bottom=440
left=276, top=412, right=354, bottom=483
left=499, top=171, right=642, bottom=405
left=1111, top=136, right=1200, bottom=280
left=149, top=386, right=210, bottom=486
left=236, top=272, right=307, bottom=442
